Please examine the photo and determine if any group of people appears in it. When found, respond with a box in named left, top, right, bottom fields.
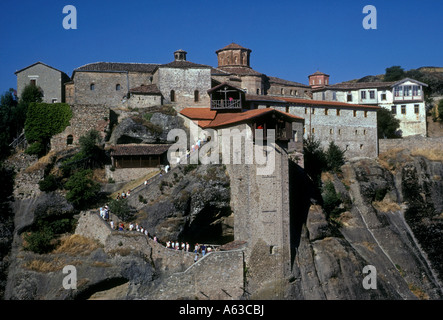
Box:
left=165, top=241, right=213, bottom=262
left=116, top=190, right=131, bottom=200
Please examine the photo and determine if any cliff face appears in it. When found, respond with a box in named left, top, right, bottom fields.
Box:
left=285, top=151, right=443, bottom=300
left=2, top=148, right=443, bottom=300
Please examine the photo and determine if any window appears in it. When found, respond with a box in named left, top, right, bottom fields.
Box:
left=322, top=92, right=325, bottom=100
left=404, top=86, right=411, bottom=96
left=304, top=108, right=308, bottom=114
left=336, top=109, right=341, bottom=116
left=347, top=94, right=352, bottom=102
left=90, top=83, right=95, bottom=91
left=312, top=128, right=315, bottom=134
left=355, top=130, right=358, bottom=135
left=361, top=91, right=366, bottom=100
left=51, top=98, right=58, bottom=103
left=332, top=91, right=337, bottom=101
left=381, top=93, right=387, bottom=100
left=257, top=89, right=260, bottom=95
left=170, top=90, right=175, bottom=102
left=360, top=144, right=364, bottom=150
left=67, top=135, right=73, bottom=145
left=325, top=108, right=328, bottom=115
left=363, top=129, right=367, bottom=135
left=391, top=105, right=397, bottom=114
left=30, top=79, right=36, bottom=86
left=285, top=106, right=289, bottom=113
left=394, top=86, right=402, bottom=97
left=369, top=90, right=375, bottom=99
left=338, top=129, right=341, bottom=135
left=401, top=105, right=406, bottom=114
left=414, top=104, right=419, bottom=114
left=281, top=88, right=284, bottom=95
left=290, top=90, right=293, bottom=95
left=364, top=111, right=368, bottom=118
left=353, top=110, right=357, bottom=117
left=312, top=108, right=315, bottom=115
left=116, top=84, right=121, bottom=91
left=194, top=90, right=199, bottom=102
left=330, top=129, right=333, bottom=134
left=412, top=85, right=420, bottom=96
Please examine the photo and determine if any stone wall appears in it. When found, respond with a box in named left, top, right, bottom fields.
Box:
left=16, top=63, right=69, bottom=103
left=277, top=105, right=379, bottom=159
left=379, top=136, right=443, bottom=154
left=157, top=67, right=211, bottom=112
left=50, top=104, right=109, bottom=151
left=146, top=249, right=245, bottom=300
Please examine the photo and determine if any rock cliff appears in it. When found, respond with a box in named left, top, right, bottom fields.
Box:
left=2, top=148, right=443, bottom=300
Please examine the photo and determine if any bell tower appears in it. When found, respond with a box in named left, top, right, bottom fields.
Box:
left=216, top=43, right=252, bottom=68
left=174, top=49, right=187, bottom=61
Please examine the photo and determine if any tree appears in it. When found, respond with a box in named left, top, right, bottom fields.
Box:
left=377, top=108, right=401, bottom=139
left=384, top=66, right=405, bottom=82
left=0, top=89, right=18, bottom=158
left=325, top=141, right=346, bottom=173
left=303, top=135, right=327, bottom=186
left=64, top=169, right=100, bottom=209
left=108, top=198, right=135, bottom=222
left=437, top=99, right=443, bottom=123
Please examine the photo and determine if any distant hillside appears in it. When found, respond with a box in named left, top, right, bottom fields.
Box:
left=342, top=66, right=443, bottom=96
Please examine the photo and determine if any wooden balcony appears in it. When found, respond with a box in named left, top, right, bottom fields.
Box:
left=211, top=99, right=242, bottom=110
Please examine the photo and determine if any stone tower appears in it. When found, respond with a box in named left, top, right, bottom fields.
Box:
left=308, top=70, right=329, bottom=88
left=216, top=43, right=252, bottom=68
left=174, top=49, right=187, bottom=61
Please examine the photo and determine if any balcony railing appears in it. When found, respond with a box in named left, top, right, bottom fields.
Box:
left=211, top=99, right=242, bottom=110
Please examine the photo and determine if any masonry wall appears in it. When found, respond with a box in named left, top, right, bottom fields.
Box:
left=379, top=136, right=443, bottom=154
left=280, top=105, right=379, bottom=159
left=16, top=64, right=68, bottom=103
left=157, top=67, right=211, bottom=112
left=125, top=93, right=163, bottom=109
left=50, top=104, right=109, bottom=151
left=73, top=72, right=128, bottom=107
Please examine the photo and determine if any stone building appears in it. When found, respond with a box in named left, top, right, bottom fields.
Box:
left=312, top=76, right=428, bottom=137
left=15, top=62, right=70, bottom=103
left=179, top=98, right=305, bottom=295
left=212, top=43, right=311, bottom=99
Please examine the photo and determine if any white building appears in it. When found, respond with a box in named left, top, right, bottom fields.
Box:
left=312, top=75, right=428, bottom=137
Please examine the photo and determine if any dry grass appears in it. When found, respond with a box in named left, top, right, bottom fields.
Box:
left=23, top=257, right=66, bottom=272
left=372, top=199, right=401, bottom=213
left=411, top=148, right=443, bottom=162
left=52, top=234, right=102, bottom=256
left=24, top=151, right=56, bottom=173
left=110, top=169, right=160, bottom=199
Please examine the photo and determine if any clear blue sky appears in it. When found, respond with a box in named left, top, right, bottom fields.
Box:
left=1, top=0, right=442, bottom=93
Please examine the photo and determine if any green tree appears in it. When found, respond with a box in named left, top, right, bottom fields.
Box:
left=325, top=141, right=346, bottom=173
left=64, top=169, right=100, bottom=209
left=377, top=108, right=401, bottom=139
left=437, top=99, right=443, bottom=123
left=108, top=198, right=135, bottom=222
left=0, top=89, right=18, bottom=158
left=384, top=66, right=405, bottom=82
left=303, top=135, right=327, bottom=187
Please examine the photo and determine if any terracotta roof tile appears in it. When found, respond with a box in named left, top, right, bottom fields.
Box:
left=129, top=84, right=162, bottom=95
left=110, top=144, right=171, bottom=156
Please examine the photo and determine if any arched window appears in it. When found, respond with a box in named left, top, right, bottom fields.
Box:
left=67, top=135, right=73, bottom=145
left=116, top=84, right=121, bottom=91
left=90, top=83, right=95, bottom=91
left=170, top=90, right=175, bottom=102
left=194, top=90, right=199, bottom=102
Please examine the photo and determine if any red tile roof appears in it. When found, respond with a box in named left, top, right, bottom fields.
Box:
left=180, top=108, right=303, bottom=129
left=278, top=97, right=380, bottom=109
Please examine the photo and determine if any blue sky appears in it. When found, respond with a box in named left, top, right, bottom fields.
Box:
left=1, top=0, right=442, bottom=93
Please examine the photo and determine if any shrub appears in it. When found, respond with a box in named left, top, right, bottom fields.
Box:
left=325, top=141, right=346, bottom=173
left=25, top=141, right=45, bottom=157
left=322, top=181, right=344, bottom=219
left=23, top=225, right=54, bottom=254
left=38, top=174, right=59, bottom=192
left=108, top=198, right=134, bottom=222
left=64, top=169, right=100, bottom=209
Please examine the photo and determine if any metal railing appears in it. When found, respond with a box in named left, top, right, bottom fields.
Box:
left=211, top=99, right=241, bottom=109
